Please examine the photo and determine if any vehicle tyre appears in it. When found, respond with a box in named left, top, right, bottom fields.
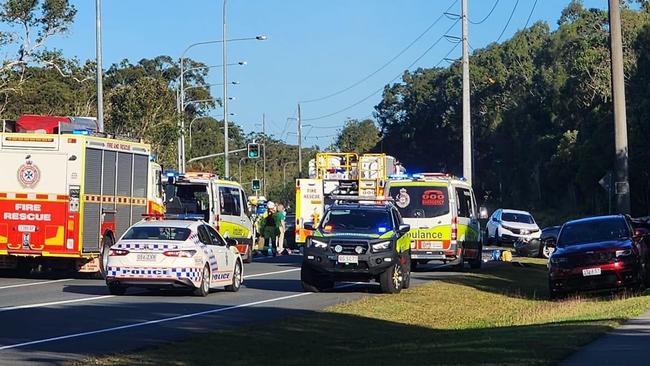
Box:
left=411, top=259, right=418, bottom=271
left=194, top=265, right=210, bottom=297
left=243, top=244, right=252, bottom=264
left=548, top=279, right=564, bottom=300
left=380, top=261, right=403, bottom=294
left=301, top=265, right=332, bottom=292
left=226, top=261, right=242, bottom=292
left=469, top=244, right=483, bottom=269
left=99, top=234, right=114, bottom=279
left=539, top=239, right=555, bottom=259
left=107, top=283, right=127, bottom=296
left=402, top=254, right=411, bottom=289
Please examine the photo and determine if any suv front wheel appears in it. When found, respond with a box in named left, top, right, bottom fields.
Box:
left=301, top=265, right=333, bottom=292
left=380, top=261, right=403, bottom=294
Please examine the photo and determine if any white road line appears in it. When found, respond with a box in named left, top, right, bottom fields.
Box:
left=244, top=268, right=301, bottom=279
left=0, top=295, right=115, bottom=313
left=0, top=292, right=312, bottom=350
left=0, top=282, right=364, bottom=351
left=0, top=278, right=74, bottom=290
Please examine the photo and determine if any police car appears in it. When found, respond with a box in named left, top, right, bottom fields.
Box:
left=104, top=219, right=243, bottom=296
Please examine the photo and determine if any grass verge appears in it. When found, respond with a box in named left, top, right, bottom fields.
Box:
left=74, top=258, right=650, bottom=366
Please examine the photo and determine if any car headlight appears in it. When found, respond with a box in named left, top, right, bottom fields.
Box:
left=616, top=249, right=632, bottom=257
left=310, top=239, right=328, bottom=249
left=371, top=241, right=392, bottom=252
left=549, top=256, right=568, bottom=265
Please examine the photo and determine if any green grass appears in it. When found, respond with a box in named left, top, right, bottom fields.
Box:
left=73, top=258, right=650, bottom=366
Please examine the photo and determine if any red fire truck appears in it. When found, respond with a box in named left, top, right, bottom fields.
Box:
left=0, top=115, right=164, bottom=275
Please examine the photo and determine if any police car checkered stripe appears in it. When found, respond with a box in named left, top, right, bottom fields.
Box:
left=106, top=266, right=202, bottom=283
left=113, top=243, right=179, bottom=250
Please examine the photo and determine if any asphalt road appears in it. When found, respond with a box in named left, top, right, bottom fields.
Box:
left=0, top=255, right=466, bottom=366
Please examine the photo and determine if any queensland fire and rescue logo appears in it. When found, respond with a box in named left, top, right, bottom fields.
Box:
left=17, top=160, right=41, bottom=188
left=395, top=188, right=410, bottom=208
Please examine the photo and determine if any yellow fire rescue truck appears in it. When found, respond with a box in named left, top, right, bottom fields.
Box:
left=294, top=153, right=405, bottom=246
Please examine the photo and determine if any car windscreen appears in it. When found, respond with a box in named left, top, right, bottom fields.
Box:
left=388, top=185, right=449, bottom=218
left=502, top=212, right=535, bottom=224
left=321, top=209, right=392, bottom=234
left=122, top=227, right=191, bottom=241
left=558, top=219, right=630, bottom=247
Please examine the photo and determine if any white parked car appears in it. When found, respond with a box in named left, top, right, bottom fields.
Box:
left=485, top=209, right=541, bottom=245
left=105, top=220, right=243, bottom=296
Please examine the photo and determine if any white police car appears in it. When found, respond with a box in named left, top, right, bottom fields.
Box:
left=105, top=219, right=243, bottom=296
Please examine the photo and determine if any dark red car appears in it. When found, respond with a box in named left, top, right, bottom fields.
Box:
left=548, top=215, right=649, bottom=299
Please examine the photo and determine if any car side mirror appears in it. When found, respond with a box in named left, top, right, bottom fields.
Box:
left=398, top=223, right=410, bottom=234
left=303, top=222, right=315, bottom=231
left=479, top=206, right=489, bottom=219
left=226, top=238, right=238, bottom=247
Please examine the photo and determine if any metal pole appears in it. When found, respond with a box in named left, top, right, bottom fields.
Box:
left=608, top=0, right=631, bottom=214
left=179, top=55, right=187, bottom=173
left=461, top=0, right=472, bottom=185
left=95, top=0, right=104, bottom=132
left=284, top=161, right=297, bottom=187
left=262, top=113, right=267, bottom=196
left=222, top=0, right=230, bottom=179
left=239, top=157, right=247, bottom=182
left=298, top=103, right=303, bottom=178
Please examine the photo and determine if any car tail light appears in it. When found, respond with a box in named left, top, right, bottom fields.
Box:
left=451, top=217, right=458, bottom=241
left=109, top=249, right=129, bottom=256
left=163, top=250, right=197, bottom=258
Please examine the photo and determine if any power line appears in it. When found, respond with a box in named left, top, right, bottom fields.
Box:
left=299, top=0, right=458, bottom=104
left=303, top=18, right=460, bottom=122
left=470, top=0, right=500, bottom=25
left=495, top=0, right=520, bottom=43
left=523, top=0, right=539, bottom=29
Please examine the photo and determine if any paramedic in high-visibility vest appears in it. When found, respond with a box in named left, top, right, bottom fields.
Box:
left=260, top=201, right=282, bottom=257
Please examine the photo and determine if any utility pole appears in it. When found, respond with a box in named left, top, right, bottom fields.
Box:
left=262, top=113, right=267, bottom=196
left=95, top=0, right=104, bottom=132
left=297, top=103, right=303, bottom=178
left=608, top=0, right=631, bottom=214
left=461, top=0, right=472, bottom=185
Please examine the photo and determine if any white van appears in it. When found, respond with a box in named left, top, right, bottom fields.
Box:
left=164, top=172, right=255, bottom=263
left=385, top=173, right=484, bottom=269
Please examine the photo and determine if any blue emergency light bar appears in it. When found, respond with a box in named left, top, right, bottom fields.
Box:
left=165, top=213, right=205, bottom=221
left=72, top=129, right=90, bottom=135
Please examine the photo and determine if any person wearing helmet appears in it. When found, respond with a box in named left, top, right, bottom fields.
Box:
left=261, top=201, right=282, bottom=256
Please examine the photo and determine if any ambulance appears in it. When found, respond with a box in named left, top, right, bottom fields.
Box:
left=385, top=173, right=484, bottom=270
left=0, top=115, right=164, bottom=275
left=295, top=153, right=405, bottom=246
left=163, top=172, right=255, bottom=263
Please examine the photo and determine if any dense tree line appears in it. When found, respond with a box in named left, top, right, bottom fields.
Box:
left=367, top=1, right=650, bottom=220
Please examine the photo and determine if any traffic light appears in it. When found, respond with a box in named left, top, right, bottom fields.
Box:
left=247, top=143, right=260, bottom=159
left=252, top=179, right=261, bottom=191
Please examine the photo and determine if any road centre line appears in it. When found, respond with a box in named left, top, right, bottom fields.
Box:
left=0, top=281, right=364, bottom=351
left=0, top=278, right=74, bottom=290
left=0, top=268, right=301, bottom=313
left=244, top=268, right=301, bottom=279
left=0, top=295, right=115, bottom=313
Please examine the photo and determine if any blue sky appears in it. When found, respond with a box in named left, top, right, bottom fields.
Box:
left=46, top=0, right=605, bottom=148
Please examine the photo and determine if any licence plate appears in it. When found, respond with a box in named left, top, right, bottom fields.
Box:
left=18, top=225, right=36, bottom=232
left=136, top=253, right=157, bottom=262
left=582, top=268, right=601, bottom=277
left=338, top=255, right=358, bottom=264
left=421, top=241, right=443, bottom=249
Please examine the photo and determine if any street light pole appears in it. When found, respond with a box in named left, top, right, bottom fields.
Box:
left=283, top=161, right=297, bottom=187
left=239, top=157, right=248, bottom=182
left=262, top=113, right=267, bottom=196
left=461, top=0, right=472, bottom=185
left=297, top=103, right=303, bottom=177
left=608, top=0, right=631, bottom=214
left=223, top=0, right=230, bottom=179
left=95, top=0, right=104, bottom=132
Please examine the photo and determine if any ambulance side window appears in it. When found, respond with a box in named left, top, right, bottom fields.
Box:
left=219, top=186, right=242, bottom=216
left=455, top=187, right=473, bottom=218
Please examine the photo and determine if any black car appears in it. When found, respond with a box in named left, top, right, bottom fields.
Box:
left=548, top=215, right=649, bottom=299
left=514, top=226, right=561, bottom=259
left=301, top=200, right=411, bottom=294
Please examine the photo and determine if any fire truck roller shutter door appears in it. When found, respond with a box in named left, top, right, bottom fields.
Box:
left=116, top=152, right=133, bottom=238
left=82, top=149, right=103, bottom=252
left=131, top=155, right=148, bottom=225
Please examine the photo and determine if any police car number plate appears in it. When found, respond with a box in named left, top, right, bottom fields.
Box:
left=136, top=254, right=157, bottom=262
left=338, top=255, right=358, bottom=264
left=582, top=268, right=601, bottom=277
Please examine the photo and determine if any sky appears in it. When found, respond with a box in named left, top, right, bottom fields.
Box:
left=44, top=0, right=607, bottom=148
